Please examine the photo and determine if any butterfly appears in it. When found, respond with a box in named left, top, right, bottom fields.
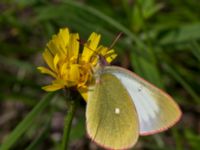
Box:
left=86, top=57, right=182, bottom=150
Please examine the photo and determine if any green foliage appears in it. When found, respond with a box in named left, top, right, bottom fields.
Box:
left=0, top=93, right=55, bottom=150
left=0, top=0, right=200, bottom=149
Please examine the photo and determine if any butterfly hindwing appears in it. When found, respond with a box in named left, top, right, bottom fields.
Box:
left=86, top=73, right=139, bottom=149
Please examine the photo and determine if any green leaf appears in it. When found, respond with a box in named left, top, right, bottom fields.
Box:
left=189, top=41, right=200, bottom=62
left=163, top=64, right=200, bottom=104
left=131, top=51, right=163, bottom=88
left=70, top=117, right=85, bottom=141
left=140, top=0, right=163, bottom=19
left=63, top=0, right=147, bottom=50
left=0, top=92, right=56, bottom=150
left=184, top=129, right=200, bottom=150
left=25, top=118, right=51, bottom=150
left=159, top=23, right=200, bottom=45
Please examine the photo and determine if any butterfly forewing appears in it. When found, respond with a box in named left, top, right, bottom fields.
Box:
left=86, top=73, right=139, bottom=149
left=103, top=66, right=182, bottom=135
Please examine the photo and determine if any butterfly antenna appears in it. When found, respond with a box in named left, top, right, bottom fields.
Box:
left=109, top=32, right=123, bottom=50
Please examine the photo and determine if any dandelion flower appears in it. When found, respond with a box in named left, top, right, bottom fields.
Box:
left=38, top=28, right=117, bottom=100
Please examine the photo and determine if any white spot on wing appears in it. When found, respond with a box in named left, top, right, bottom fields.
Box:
left=115, top=108, right=120, bottom=114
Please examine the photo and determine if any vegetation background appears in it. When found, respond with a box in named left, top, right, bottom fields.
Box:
left=0, top=0, right=200, bottom=149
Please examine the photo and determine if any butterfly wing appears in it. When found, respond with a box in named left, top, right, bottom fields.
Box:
left=103, top=66, right=182, bottom=135
left=86, top=73, right=139, bottom=149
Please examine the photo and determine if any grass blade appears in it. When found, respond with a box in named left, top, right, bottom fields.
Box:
left=25, top=119, right=51, bottom=150
left=0, top=92, right=56, bottom=150
left=63, top=0, right=147, bottom=50
left=189, top=41, right=200, bottom=62
left=163, top=64, right=200, bottom=104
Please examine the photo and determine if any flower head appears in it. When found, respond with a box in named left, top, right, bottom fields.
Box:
left=38, top=28, right=117, bottom=100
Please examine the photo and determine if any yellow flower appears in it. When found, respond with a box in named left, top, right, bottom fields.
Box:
left=38, top=28, right=117, bottom=100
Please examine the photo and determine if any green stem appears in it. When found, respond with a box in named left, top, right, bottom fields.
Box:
left=61, top=90, right=78, bottom=150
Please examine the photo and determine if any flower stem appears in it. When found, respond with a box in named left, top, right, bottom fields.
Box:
left=61, top=90, right=78, bottom=150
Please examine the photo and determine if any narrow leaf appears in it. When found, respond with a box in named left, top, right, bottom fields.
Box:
left=0, top=93, right=55, bottom=150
